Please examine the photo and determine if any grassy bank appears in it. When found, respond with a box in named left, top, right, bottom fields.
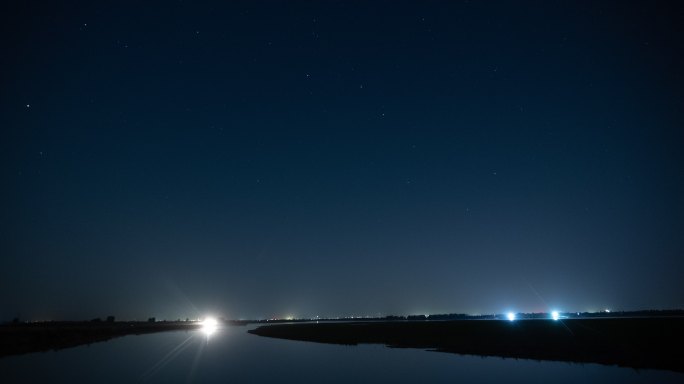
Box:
left=0, top=321, right=202, bottom=357
left=249, top=317, right=684, bottom=372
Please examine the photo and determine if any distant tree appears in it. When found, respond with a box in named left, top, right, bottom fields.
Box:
left=148, top=317, right=156, bottom=323
left=106, top=316, right=115, bottom=322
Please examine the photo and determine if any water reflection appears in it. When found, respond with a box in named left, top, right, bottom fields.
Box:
left=141, top=321, right=226, bottom=382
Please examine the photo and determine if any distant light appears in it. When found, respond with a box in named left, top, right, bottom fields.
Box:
left=605, top=309, right=611, bottom=313
left=551, top=311, right=560, bottom=321
left=201, top=317, right=218, bottom=336
left=507, top=312, right=516, bottom=321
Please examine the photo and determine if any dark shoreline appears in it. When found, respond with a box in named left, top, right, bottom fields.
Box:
left=0, top=321, right=204, bottom=357
left=249, top=317, right=684, bottom=373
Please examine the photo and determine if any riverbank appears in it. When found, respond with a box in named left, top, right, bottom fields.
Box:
left=249, top=317, right=684, bottom=372
left=0, top=321, right=203, bottom=357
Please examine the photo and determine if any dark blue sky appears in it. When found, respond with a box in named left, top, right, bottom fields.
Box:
left=2, top=1, right=683, bottom=321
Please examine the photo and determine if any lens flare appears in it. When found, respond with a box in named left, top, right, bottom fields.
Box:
left=507, top=312, right=516, bottom=321
left=201, top=317, right=218, bottom=336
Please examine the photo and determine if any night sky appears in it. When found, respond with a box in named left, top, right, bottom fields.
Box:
left=2, top=1, right=683, bottom=321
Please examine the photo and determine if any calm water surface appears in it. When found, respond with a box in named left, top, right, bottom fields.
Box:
left=1, top=325, right=681, bottom=383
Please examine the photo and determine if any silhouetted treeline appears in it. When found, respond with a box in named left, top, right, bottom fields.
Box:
left=4, top=309, right=682, bottom=327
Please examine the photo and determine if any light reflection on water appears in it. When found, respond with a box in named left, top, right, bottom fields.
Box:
left=0, top=324, right=681, bottom=383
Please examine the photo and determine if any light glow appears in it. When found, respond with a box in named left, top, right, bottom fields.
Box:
left=507, top=312, right=516, bottom=321
left=201, top=317, right=218, bottom=336
left=551, top=311, right=560, bottom=320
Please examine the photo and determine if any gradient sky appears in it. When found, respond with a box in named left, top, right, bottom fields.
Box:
left=2, top=1, right=683, bottom=321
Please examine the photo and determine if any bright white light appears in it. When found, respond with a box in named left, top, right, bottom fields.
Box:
left=201, top=317, right=218, bottom=336
left=551, top=311, right=560, bottom=320
left=507, top=312, right=516, bottom=321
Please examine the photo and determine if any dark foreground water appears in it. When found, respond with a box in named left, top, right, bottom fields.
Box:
left=1, top=324, right=681, bottom=383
